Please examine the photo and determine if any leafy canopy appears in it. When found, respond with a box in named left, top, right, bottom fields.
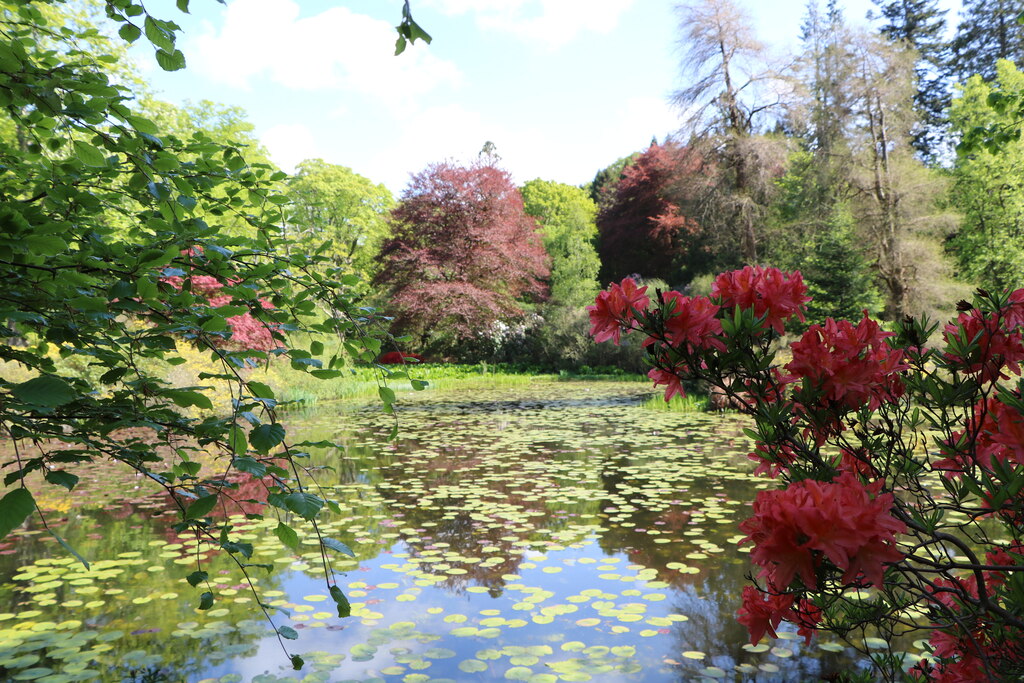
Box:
left=0, top=0, right=427, bottom=667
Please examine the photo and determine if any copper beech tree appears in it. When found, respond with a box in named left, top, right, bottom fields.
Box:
left=376, top=161, right=549, bottom=354
left=596, top=142, right=704, bottom=283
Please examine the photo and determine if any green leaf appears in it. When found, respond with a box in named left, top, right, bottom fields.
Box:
left=249, top=423, right=286, bottom=454
left=165, top=389, right=213, bottom=410
left=73, top=140, right=107, bottom=167
left=274, top=521, right=299, bottom=550
left=198, top=591, right=214, bottom=610
left=155, top=48, right=186, bottom=72
left=12, top=375, right=76, bottom=409
left=284, top=492, right=323, bottom=520
left=228, top=425, right=247, bottom=456
left=49, top=529, right=89, bottom=569
left=118, top=23, right=141, bottom=43
left=278, top=625, right=298, bottom=640
left=379, top=386, right=396, bottom=405
left=25, top=234, right=68, bottom=256
left=186, top=570, right=208, bottom=587
left=310, top=340, right=324, bottom=356
left=0, top=488, right=35, bottom=539
left=44, top=470, right=78, bottom=491
left=321, top=537, right=355, bottom=557
left=309, top=369, right=343, bottom=379
left=411, top=379, right=428, bottom=391
left=185, top=494, right=218, bottom=520
left=330, top=584, right=351, bottom=618
left=144, top=15, right=174, bottom=51
left=290, top=654, right=304, bottom=671
left=232, top=457, right=267, bottom=477
left=176, top=0, right=190, bottom=12
left=248, top=381, right=275, bottom=399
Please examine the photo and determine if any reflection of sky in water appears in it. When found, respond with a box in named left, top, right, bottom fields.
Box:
left=0, top=381, right=882, bottom=681
left=197, top=533, right=864, bottom=682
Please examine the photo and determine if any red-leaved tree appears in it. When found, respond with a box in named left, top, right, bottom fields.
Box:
left=376, top=161, right=549, bottom=353
left=596, top=142, right=705, bottom=284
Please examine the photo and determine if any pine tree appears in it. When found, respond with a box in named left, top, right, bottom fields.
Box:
left=799, top=0, right=854, bottom=190
left=950, top=0, right=1024, bottom=84
left=871, top=0, right=950, bottom=160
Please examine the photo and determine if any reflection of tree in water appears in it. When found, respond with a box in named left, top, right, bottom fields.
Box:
left=662, top=575, right=869, bottom=682
left=0, top=495, right=281, bottom=682
left=367, top=437, right=596, bottom=596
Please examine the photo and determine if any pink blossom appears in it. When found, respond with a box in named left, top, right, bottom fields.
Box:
left=712, top=266, right=810, bottom=334
left=648, top=366, right=685, bottom=401
left=587, top=278, right=650, bottom=344
left=943, top=308, right=1024, bottom=383
left=657, top=292, right=725, bottom=353
left=740, top=472, right=906, bottom=590
left=787, top=313, right=907, bottom=414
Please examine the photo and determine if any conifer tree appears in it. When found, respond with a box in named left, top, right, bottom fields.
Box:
left=871, top=0, right=950, bottom=160
left=950, top=0, right=1024, bottom=83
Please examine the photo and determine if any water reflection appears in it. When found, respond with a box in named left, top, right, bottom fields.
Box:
left=0, top=381, right=885, bottom=681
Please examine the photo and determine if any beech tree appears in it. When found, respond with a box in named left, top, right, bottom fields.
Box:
left=846, top=31, right=958, bottom=319
left=376, top=161, right=549, bottom=353
left=949, top=60, right=1024, bottom=293
left=0, top=0, right=430, bottom=668
left=286, top=159, right=394, bottom=288
left=520, top=179, right=600, bottom=309
left=595, top=142, right=704, bottom=284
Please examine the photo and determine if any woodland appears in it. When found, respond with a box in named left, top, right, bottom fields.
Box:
left=3, top=0, right=1024, bottom=681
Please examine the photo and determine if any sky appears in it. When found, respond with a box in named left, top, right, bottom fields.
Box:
left=136, top=0, right=960, bottom=195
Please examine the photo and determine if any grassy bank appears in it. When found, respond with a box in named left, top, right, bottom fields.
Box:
left=259, top=361, right=649, bottom=408
left=640, top=392, right=710, bottom=413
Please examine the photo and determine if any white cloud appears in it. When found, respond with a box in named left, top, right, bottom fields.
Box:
left=424, top=0, right=635, bottom=47
left=363, top=104, right=495, bottom=191
left=362, top=95, right=679, bottom=195
left=260, top=122, right=318, bottom=173
left=187, top=0, right=461, bottom=102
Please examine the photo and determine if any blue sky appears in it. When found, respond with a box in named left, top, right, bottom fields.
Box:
left=137, top=0, right=959, bottom=194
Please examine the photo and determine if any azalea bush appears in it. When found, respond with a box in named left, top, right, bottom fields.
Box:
left=589, top=266, right=1024, bottom=682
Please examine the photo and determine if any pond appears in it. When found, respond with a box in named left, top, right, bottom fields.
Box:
left=0, top=379, right=891, bottom=682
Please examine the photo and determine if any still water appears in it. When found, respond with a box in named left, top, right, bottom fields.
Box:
left=0, top=380, right=878, bottom=682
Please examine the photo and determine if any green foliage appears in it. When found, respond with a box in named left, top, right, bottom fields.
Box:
left=797, top=210, right=883, bottom=326
left=585, top=152, right=640, bottom=212
left=949, top=60, right=1024, bottom=292
left=286, top=159, right=394, bottom=290
left=521, top=178, right=601, bottom=308
left=767, top=153, right=882, bottom=326
left=0, top=0, right=421, bottom=666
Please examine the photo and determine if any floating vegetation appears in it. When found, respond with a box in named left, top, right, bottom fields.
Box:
left=0, top=381, right=924, bottom=680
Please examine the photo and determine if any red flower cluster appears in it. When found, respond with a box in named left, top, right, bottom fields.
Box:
left=943, top=307, right=1024, bottom=384
left=711, top=265, right=810, bottom=334
left=647, top=366, right=685, bottom=401
left=656, top=292, right=724, bottom=353
left=787, top=313, right=907, bottom=414
left=739, top=472, right=906, bottom=590
left=934, top=397, right=1024, bottom=478
left=748, top=442, right=799, bottom=479
left=918, top=544, right=1024, bottom=682
left=586, top=278, right=649, bottom=344
left=737, top=585, right=822, bottom=645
